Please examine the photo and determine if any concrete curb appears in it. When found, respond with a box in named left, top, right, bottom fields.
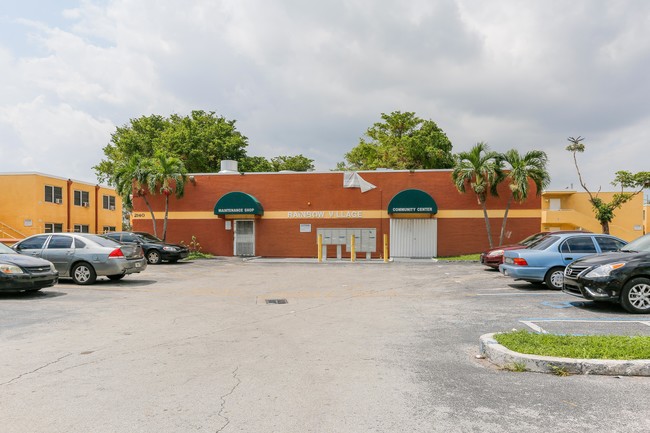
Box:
left=479, top=333, right=650, bottom=376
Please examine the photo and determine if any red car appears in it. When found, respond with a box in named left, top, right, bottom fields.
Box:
left=480, top=230, right=590, bottom=269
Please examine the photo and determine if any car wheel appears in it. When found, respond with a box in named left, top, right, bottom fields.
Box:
left=620, top=278, right=650, bottom=314
left=107, top=273, right=126, bottom=281
left=71, top=262, right=97, bottom=285
left=146, top=250, right=161, bottom=265
left=544, top=267, right=565, bottom=290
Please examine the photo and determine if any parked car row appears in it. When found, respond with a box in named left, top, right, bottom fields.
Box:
left=490, top=230, right=650, bottom=314
left=0, top=231, right=188, bottom=292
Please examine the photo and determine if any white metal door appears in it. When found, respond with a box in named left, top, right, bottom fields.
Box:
left=389, top=219, right=437, bottom=258
left=234, top=220, right=255, bottom=256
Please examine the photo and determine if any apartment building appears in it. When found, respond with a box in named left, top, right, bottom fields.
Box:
left=0, top=172, right=122, bottom=243
left=541, top=190, right=644, bottom=241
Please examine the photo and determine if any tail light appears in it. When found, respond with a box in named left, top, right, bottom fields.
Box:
left=109, top=248, right=124, bottom=258
left=513, top=258, right=528, bottom=266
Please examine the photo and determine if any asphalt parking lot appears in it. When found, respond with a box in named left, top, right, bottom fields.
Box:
left=1, top=259, right=649, bottom=433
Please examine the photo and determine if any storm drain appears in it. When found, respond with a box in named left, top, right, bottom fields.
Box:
left=265, top=298, right=288, bottom=304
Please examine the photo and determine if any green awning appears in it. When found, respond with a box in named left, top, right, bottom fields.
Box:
left=387, top=189, right=437, bottom=214
left=214, top=192, right=264, bottom=215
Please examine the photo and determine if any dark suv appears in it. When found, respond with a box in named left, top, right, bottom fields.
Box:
left=104, top=232, right=189, bottom=264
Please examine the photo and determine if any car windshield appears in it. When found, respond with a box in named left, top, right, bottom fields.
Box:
left=519, top=232, right=548, bottom=246
left=0, top=243, right=15, bottom=254
left=620, top=234, right=650, bottom=253
left=527, top=235, right=559, bottom=250
left=137, top=233, right=163, bottom=242
left=77, top=234, right=121, bottom=247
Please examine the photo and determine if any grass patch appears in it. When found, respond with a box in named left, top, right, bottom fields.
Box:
left=438, top=253, right=481, bottom=261
left=187, top=251, right=214, bottom=260
left=495, top=330, right=650, bottom=360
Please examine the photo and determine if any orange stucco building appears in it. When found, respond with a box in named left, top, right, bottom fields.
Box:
left=0, top=172, right=122, bottom=244
left=132, top=167, right=542, bottom=258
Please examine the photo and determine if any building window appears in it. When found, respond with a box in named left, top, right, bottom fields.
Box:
left=73, top=224, right=90, bottom=233
left=103, top=226, right=117, bottom=233
left=44, top=223, right=64, bottom=233
left=74, top=190, right=90, bottom=207
left=103, top=195, right=116, bottom=210
left=45, top=185, right=63, bottom=204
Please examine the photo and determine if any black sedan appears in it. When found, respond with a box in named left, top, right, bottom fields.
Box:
left=0, top=242, right=58, bottom=292
left=563, top=233, right=650, bottom=313
left=103, top=232, right=189, bottom=264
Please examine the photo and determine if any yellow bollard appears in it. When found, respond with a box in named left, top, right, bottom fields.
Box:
left=383, top=233, right=389, bottom=263
left=351, top=234, right=356, bottom=262
left=317, top=234, right=323, bottom=262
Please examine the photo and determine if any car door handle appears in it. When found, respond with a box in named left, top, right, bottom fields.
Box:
left=564, top=257, right=573, bottom=261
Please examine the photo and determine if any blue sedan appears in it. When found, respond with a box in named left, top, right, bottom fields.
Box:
left=499, top=232, right=627, bottom=289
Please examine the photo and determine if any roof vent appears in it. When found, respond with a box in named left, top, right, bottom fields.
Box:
left=219, top=160, right=239, bottom=173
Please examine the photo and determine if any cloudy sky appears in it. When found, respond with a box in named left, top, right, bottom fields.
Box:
left=1, top=0, right=648, bottom=195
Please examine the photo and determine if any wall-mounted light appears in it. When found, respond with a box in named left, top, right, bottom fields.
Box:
left=189, top=175, right=196, bottom=184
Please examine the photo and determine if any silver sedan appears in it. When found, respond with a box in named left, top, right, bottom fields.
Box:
left=13, top=233, right=147, bottom=285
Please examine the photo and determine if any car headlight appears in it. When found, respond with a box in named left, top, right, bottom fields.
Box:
left=50, top=263, right=57, bottom=272
left=585, top=262, right=626, bottom=278
left=1, top=264, right=24, bottom=274
left=163, top=246, right=178, bottom=252
left=487, top=249, right=504, bottom=257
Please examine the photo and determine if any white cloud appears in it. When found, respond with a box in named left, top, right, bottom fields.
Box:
left=0, top=0, right=648, bottom=193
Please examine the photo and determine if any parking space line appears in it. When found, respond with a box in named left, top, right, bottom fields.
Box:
left=520, top=318, right=650, bottom=336
left=475, top=293, right=552, bottom=296
left=520, top=321, right=548, bottom=334
left=521, top=318, right=648, bottom=323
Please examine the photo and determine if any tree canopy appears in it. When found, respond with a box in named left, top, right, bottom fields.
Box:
left=94, top=110, right=315, bottom=209
left=338, top=111, right=454, bottom=170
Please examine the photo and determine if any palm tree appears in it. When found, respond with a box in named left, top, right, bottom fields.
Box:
left=147, top=153, right=187, bottom=241
left=451, top=142, right=504, bottom=248
left=498, top=149, right=550, bottom=245
left=113, top=155, right=159, bottom=236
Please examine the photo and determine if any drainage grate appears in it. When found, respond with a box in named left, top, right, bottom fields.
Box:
left=265, top=298, right=288, bottom=304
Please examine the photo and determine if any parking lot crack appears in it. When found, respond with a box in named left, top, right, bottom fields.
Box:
left=215, top=366, right=241, bottom=433
left=0, top=353, right=72, bottom=386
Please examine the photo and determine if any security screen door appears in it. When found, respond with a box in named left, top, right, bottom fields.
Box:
left=389, top=218, right=437, bottom=258
left=234, top=220, right=255, bottom=256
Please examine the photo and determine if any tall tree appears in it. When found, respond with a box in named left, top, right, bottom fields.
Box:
left=498, top=149, right=551, bottom=245
left=451, top=142, right=504, bottom=248
left=340, top=111, right=454, bottom=170
left=162, top=110, right=249, bottom=172
left=95, top=111, right=314, bottom=233
left=113, top=155, right=159, bottom=236
left=566, top=136, right=650, bottom=234
left=146, top=153, right=187, bottom=241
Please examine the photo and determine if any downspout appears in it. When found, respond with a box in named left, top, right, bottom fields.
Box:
left=95, top=185, right=100, bottom=234
left=67, top=179, right=72, bottom=232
